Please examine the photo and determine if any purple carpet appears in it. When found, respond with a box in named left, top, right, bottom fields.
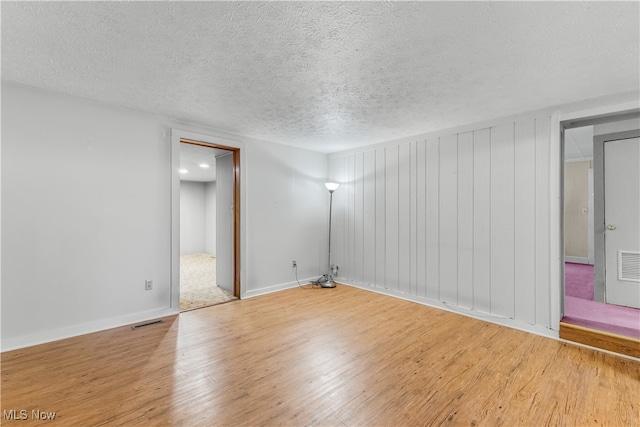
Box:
left=563, top=296, right=640, bottom=339
left=563, top=262, right=640, bottom=339
left=565, top=262, right=594, bottom=300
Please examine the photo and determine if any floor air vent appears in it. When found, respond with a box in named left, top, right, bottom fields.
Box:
left=131, top=319, right=164, bottom=330
left=619, top=251, right=640, bottom=282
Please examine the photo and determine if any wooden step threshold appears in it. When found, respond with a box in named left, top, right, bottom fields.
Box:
left=559, top=322, right=640, bottom=358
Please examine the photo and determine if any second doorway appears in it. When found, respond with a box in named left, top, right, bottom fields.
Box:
left=179, top=141, right=236, bottom=311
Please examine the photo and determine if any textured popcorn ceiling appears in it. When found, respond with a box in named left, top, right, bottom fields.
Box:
left=2, top=2, right=639, bottom=153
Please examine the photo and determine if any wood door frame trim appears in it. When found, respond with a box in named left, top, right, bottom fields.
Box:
left=559, top=322, right=640, bottom=359
left=170, top=129, right=245, bottom=311
left=180, top=138, right=241, bottom=298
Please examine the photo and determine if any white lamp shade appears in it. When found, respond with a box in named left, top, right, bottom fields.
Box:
left=325, top=182, right=340, bottom=192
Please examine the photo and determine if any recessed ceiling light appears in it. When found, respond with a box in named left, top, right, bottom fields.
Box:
left=179, top=168, right=188, bottom=174
left=199, top=163, right=210, bottom=169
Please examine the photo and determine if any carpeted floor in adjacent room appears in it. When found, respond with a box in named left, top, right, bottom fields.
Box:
left=180, top=253, right=235, bottom=311
left=564, top=262, right=595, bottom=300
left=563, top=262, right=640, bottom=339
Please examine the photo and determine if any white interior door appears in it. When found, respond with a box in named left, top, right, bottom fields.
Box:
left=216, top=152, right=234, bottom=294
left=604, top=137, right=640, bottom=308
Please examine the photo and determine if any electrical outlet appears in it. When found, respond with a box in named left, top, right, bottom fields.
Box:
left=145, top=280, right=153, bottom=290
left=292, top=260, right=297, bottom=268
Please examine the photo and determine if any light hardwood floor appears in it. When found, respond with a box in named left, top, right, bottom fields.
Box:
left=2, top=285, right=639, bottom=426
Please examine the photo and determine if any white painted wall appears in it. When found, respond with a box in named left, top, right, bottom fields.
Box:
left=179, top=180, right=216, bottom=256
left=205, top=181, right=217, bottom=255
left=1, top=84, right=328, bottom=350
left=243, top=137, right=329, bottom=296
left=329, top=115, right=562, bottom=335
left=564, top=161, right=591, bottom=259
left=4, top=82, right=634, bottom=350
left=180, top=180, right=206, bottom=255
left=2, top=85, right=174, bottom=349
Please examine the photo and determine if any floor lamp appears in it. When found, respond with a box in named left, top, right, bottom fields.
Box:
left=313, top=182, right=339, bottom=288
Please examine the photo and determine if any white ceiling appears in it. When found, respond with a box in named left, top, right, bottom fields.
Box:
left=2, top=2, right=639, bottom=153
left=180, top=143, right=229, bottom=182
left=565, top=126, right=594, bottom=161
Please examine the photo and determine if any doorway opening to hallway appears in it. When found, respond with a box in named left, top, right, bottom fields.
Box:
left=178, top=140, right=239, bottom=311
left=560, top=114, right=640, bottom=355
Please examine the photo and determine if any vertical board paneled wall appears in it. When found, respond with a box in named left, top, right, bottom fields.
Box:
left=329, top=116, right=554, bottom=328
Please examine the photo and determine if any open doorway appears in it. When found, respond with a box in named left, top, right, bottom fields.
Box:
left=178, top=140, right=239, bottom=311
left=560, top=115, right=640, bottom=356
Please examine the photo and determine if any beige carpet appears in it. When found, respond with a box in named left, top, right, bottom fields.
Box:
left=180, top=253, right=235, bottom=311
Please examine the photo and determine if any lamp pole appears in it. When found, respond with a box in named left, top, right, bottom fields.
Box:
left=319, top=182, right=339, bottom=288
left=327, top=188, right=334, bottom=282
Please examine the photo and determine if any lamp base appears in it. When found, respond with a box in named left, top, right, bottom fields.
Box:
left=320, top=281, right=336, bottom=288
left=312, top=274, right=337, bottom=288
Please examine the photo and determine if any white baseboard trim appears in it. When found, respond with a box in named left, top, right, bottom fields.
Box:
left=1, top=307, right=180, bottom=352
left=337, top=280, right=559, bottom=340
left=243, top=277, right=318, bottom=299
left=4, top=279, right=559, bottom=352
